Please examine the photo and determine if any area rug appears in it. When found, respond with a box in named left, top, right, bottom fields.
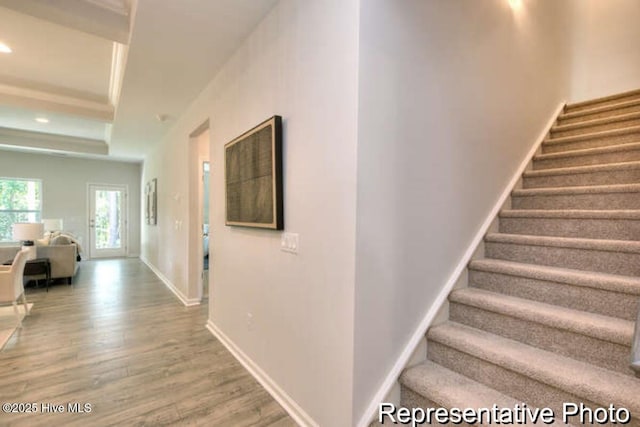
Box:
left=0, top=303, right=33, bottom=351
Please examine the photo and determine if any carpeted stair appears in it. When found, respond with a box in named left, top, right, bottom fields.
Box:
left=399, top=89, right=640, bottom=425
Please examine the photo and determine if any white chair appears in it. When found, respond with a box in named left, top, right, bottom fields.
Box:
left=0, top=249, right=31, bottom=327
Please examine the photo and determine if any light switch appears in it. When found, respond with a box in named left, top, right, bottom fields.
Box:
left=281, top=232, right=299, bottom=254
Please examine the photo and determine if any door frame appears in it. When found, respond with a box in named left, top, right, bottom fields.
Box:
left=87, top=183, right=129, bottom=259
left=188, top=120, right=210, bottom=302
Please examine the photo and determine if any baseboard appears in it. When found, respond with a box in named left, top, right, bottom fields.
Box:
left=139, top=255, right=201, bottom=306
left=355, top=100, right=567, bottom=427
left=206, top=320, right=318, bottom=427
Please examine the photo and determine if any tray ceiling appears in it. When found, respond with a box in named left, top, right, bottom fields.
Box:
left=0, top=0, right=277, bottom=161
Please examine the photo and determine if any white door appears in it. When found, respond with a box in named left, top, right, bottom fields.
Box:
left=89, top=184, right=127, bottom=258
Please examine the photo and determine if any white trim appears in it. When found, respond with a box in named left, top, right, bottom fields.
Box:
left=188, top=122, right=211, bottom=302
left=189, top=119, right=210, bottom=138
left=140, top=255, right=201, bottom=307
left=355, top=100, right=566, bottom=427
left=0, top=127, right=108, bottom=156
left=84, top=0, right=130, bottom=17
left=0, top=83, right=114, bottom=122
left=2, top=0, right=130, bottom=43
left=109, top=42, right=128, bottom=107
left=206, top=320, right=318, bottom=427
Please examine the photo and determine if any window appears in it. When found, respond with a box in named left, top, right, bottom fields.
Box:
left=0, top=178, right=42, bottom=242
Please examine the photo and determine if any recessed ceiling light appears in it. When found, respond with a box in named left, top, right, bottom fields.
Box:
left=0, top=42, right=11, bottom=54
left=35, top=117, right=50, bottom=124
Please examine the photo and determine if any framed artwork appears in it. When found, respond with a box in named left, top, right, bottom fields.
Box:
left=225, top=115, right=283, bottom=229
left=146, top=178, right=157, bottom=225
left=145, top=182, right=150, bottom=224
left=150, top=178, right=157, bottom=225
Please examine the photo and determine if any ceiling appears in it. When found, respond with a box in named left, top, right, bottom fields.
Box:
left=0, top=0, right=278, bottom=162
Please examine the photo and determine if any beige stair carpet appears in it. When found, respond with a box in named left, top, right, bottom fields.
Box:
left=397, top=88, right=640, bottom=426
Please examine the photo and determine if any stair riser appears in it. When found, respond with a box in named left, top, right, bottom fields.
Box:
left=512, top=192, right=640, bottom=210
left=469, top=269, right=639, bottom=321
left=401, top=387, right=439, bottom=411
left=551, top=117, right=640, bottom=138
left=450, top=303, right=633, bottom=375
left=427, top=341, right=640, bottom=427
left=485, top=241, right=640, bottom=276
left=543, top=132, right=640, bottom=154
left=523, top=168, right=640, bottom=188
left=499, top=216, right=640, bottom=241
left=398, top=389, right=475, bottom=427
left=559, top=103, right=640, bottom=125
left=533, top=148, right=640, bottom=170
left=565, top=94, right=640, bottom=114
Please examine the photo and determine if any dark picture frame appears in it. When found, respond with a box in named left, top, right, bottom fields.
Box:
left=224, top=115, right=283, bottom=229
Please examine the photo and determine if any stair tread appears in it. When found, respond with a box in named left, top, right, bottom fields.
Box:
left=469, top=258, right=640, bottom=295
left=428, top=322, right=640, bottom=412
left=485, top=232, right=640, bottom=253
left=401, top=360, right=524, bottom=409
left=524, top=160, right=640, bottom=177
left=561, top=97, right=640, bottom=119
left=512, top=182, right=640, bottom=196
left=567, top=88, right=640, bottom=108
left=552, top=110, right=640, bottom=132
left=410, top=91, right=640, bottom=418
left=544, top=125, right=640, bottom=145
left=499, top=209, right=640, bottom=219
left=534, top=141, right=640, bottom=161
left=450, top=288, right=633, bottom=345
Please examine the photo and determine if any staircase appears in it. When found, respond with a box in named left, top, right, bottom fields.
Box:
left=400, top=90, right=640, bottom=424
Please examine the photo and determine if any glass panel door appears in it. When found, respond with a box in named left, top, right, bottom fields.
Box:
left=89, top=184, right=127, bottom=258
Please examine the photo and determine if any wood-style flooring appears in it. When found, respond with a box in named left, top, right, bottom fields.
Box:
left=0, top=258, right=295, bottom=427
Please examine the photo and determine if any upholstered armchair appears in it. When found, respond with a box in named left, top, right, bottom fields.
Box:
left=0, top=249, right=31, bottom=327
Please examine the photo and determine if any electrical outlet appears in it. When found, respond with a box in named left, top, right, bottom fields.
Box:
left=281, top=232, right=299, bottom=254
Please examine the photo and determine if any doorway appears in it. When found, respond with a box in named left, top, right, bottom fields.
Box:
left=202, top=161, right=210, bottom=299
left=88, top=184, right=128, bottom=258
left=188, top=122, right=210, bottom=302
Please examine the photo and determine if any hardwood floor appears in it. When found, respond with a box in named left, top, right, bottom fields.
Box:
left=0, top=258, right=295, bottom=427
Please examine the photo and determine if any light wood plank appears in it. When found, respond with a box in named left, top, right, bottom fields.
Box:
left=0, top=259, right=296, bottom=426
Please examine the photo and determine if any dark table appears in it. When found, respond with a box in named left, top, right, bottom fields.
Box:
left=3, top=257, right=51, bottom=292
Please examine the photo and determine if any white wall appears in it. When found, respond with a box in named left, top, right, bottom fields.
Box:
left=139, top=0, right=640, bottom=424
left=569, top=0, right=640, bottom=102
left=141, top=0, right=359, bottom=425
left=353, top=0, right=574, bottom=422
left=0, top=149, right=141, bottom=255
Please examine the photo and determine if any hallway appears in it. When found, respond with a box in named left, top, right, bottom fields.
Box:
left=0, top=258, right=294, bottom=426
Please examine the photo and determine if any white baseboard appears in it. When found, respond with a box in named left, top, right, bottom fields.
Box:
left=356, top=101, right=566, bottom=427
left=206, top=320, right=318, bottom=427
left=139, top=255, right=201, bottom=306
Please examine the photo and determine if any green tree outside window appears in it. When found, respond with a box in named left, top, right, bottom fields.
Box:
left=0, top=178, right=42, bottom=241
